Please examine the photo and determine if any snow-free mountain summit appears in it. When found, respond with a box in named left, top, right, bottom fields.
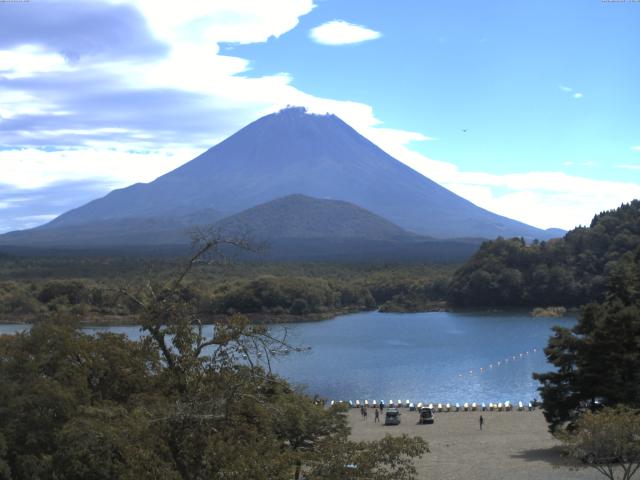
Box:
left=1, top=107, right=559, bottom=249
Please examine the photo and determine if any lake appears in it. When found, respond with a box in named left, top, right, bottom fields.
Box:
left=0, top=310, right=575, bottom=404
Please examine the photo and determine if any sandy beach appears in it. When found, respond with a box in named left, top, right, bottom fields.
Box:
left=348, top=408, right=601, bottom=480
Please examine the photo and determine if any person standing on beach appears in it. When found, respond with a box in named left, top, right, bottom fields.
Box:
left=374, top=408, right=380, bottom=423
left=479, top=415, right=484, bottom=431
left=363, top=408, right=368, bottom=421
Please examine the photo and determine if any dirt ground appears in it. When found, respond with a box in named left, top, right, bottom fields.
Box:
left=348, top=408, right=603, bottom=480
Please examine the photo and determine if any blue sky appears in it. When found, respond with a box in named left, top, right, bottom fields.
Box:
left=235, top=0, right=639, bottom=179
left=0, top=0, right=639, bottom=232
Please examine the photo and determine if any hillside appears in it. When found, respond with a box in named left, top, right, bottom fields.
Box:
left=2, top=107, right=560, bottom=244
left=0, top=212, right=221, bottom=247
left=448, top=200, right=640, bottom=307
left=214, top=194, right=416, bottom=241
left=0, top=195, right=482, bottom=262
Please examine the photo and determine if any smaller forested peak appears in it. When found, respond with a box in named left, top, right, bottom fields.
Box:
left=589, top=199, right=640, bottom=229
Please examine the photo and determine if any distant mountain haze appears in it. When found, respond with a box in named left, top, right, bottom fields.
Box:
left=1, top=107, right=562, bottom=252
left=0, top=195, right=483, bottom=262
left=0, top=195, right=412, bottom=247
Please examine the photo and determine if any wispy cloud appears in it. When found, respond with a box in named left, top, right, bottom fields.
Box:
left=559, top=84, right=583, bottom=99
left=617, top=164, right=640, bottom=170
left=0, top=180, right=115, bottom=233
left=309, top=20, right=381, bottom=46
left=632, top=146, right=640, bottom=152
left=379, top=139, right=640, bottom=231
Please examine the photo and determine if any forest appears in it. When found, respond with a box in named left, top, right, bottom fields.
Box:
left=0, top=257, right=453, bottom=325
left=3, top=202, right=640, bottom=325
left=448, top=200, right=640, bottom=308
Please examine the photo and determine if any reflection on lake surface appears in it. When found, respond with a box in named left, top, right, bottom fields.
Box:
left=1, top=310, right=575, bottom=403
left=270, top=311, right=575, bottom=403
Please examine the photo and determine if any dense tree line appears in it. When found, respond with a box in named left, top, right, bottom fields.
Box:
left=213, top=276, right=375, bottom=316
left=0, top=238, right=428, bottom=480
left=533, top=246, right=640, bottom=432
left=449, top=201, right=640, bottom=307
left=0, top=259, right=455, bottom=323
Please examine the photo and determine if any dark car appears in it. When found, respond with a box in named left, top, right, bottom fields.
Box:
left=384, top=408, right=401, bottom=425
left=419, top=407, right=434, bottom=424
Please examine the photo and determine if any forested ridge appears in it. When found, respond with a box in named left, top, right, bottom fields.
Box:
left=0, top=259, right=453, bottom=324
left=532, top=237, right=640, bottom=436
left=4, top=201, right=640, bottom=321
left=449, top=200, right=640, bottom=308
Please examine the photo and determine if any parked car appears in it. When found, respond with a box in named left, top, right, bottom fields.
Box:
left=384, top=408, right=401, bottom=425
left=419, top=407, right=434, bottom=424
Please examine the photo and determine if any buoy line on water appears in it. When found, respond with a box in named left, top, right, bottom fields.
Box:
left=324, top=348, right=543, bottom=411
left=455, top=347, right=539, bottom=380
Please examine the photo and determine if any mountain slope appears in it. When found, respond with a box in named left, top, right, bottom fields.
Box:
left=214, top=194, right=416, bottom=241
left=0, top=194, right=483, bottom=262
left=35, top=107, right=557, bottom=240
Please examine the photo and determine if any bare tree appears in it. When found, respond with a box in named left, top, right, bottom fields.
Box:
left=120, top=227, right=288, bottom=393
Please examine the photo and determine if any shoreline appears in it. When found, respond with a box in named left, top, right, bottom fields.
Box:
left=0, top=304, right=575, bottom=327
left=0, top=302, right=453, bottom=327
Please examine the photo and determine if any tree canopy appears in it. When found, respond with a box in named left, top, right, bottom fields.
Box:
left=449, top=201, right=640, bottom=308
left=558, top=406, right=640, bottom=480
left=533, top=247, right=640, bottom=432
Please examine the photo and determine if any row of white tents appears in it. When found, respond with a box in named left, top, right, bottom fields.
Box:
left=330, top=400, right=534, bottom=411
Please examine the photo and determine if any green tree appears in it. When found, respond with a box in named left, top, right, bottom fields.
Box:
left=449, top=201, right=640, bottom=308
left=534, top=249, right=640, bottom=432
left=125, top=232, right=428, bottom=479
left=559, top=406, right=640, bottom=480
left=306, top=434, right=428, bottom=480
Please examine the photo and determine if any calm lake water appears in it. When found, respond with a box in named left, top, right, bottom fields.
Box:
left=1, top=311, right=575, bottom=404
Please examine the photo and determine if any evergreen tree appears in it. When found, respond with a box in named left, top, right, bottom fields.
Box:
left=533, top=249, right=640, bottom=432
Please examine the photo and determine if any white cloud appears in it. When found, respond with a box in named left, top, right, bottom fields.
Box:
left=131, top=0, right=315, bottom=44
left=0, top=44, right=72, bottom=79
left=309, top=20, right=381, bottom=45
left=375, top=136, right=640, bottom=231
left=559, top=85, right=583, bottom=99
left=632, top=146, right=640, bottom=151
left=0, top=90, right=70, bottom=120
left=617, top=164, right=640, bottom=171
left=0, top=146, right=202, bottom=190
